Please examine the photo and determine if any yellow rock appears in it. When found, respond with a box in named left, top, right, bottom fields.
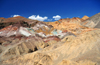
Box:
left=82, top=15, right=89, bottom=20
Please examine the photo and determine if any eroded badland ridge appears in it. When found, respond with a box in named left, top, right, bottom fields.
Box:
left=0, top=13, right=100, bottom=65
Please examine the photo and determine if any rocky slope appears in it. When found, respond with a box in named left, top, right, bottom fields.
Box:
left=81, top=13, right=100, bottom=28
left=46, top=17, right=96, bottom=35
left=0, top=13, right=100, bottom=65
left=1, top=29, right=100, bottom=65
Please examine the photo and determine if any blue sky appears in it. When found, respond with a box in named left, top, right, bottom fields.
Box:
left=0, top=0, right=100, bottom=22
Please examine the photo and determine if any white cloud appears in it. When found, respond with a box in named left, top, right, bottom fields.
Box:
left=78, top=16, right=80, bottom=17
left=53, top=15, right=61, bottom=20
left=13, top=15, right=20, bottom=17
left=48, top=19, right=52, bottom=21
left=28, top=15, right=48, bottom=21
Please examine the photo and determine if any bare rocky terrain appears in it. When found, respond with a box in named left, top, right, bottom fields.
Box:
left=0, top=13, right=100, bottom=65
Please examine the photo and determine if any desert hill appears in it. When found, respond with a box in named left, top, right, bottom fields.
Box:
left=0, top=13, right=100, bottom=65
left=81, top=15, right=89, bottom=20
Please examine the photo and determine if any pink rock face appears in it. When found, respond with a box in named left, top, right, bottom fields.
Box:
left=6, top=26, right=19, bottom=37
left=43, top=36, right=61, bottom=42
left=0, top=25, right=32, bottom=37
left=58, top=17, right=81, bottom=23
left=19, top=27, right=32, bottom=37
left=0, top=25, right=12, bottom=37
left=0, top=25, right=23, bottom=37
left=62, top=30, right=68, bottom=33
